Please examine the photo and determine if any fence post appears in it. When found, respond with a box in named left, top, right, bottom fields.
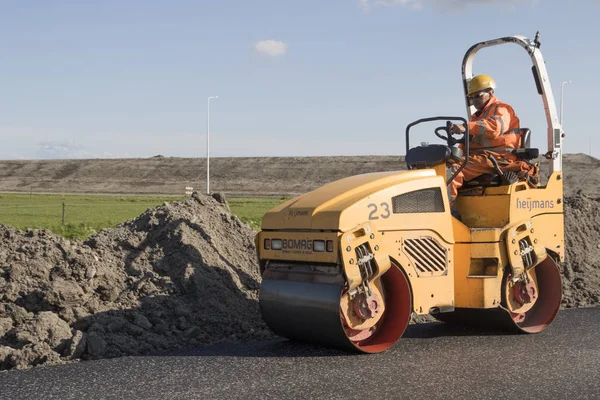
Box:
left=62, top=202, right=65, bottom=225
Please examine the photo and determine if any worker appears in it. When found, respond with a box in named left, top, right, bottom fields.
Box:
left=448, top=74, right=536, bottom=206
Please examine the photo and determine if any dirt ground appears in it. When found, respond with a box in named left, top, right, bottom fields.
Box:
left=0, top=154, right=598, bottom=197
left=0, top=156, right=599, bottom=371
left=0, top=193, right=273, bottom=370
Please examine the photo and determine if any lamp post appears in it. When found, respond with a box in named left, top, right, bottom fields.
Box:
left=560, top=81, right=571, bottom=126
left=207, top=96, right=218, bottom=194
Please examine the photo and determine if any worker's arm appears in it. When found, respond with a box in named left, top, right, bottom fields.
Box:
left=467, top=105, right=512, bottom=139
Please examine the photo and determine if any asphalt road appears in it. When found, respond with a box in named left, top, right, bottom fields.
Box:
left=1, top=307, right=598, bottom=400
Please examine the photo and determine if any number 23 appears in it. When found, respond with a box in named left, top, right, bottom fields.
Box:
left=368, top=202, right=390, bottom=220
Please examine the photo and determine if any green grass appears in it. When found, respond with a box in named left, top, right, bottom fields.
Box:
left=0, top=193, right=288, bottom=240
left=228, top=197, right=289, bottom=230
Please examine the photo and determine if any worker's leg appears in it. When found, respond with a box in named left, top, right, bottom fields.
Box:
left=448, top=157, right=496, bottom=203
left=499, top=159, right=539, bottom=183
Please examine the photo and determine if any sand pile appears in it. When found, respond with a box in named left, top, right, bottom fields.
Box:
left=0, top=193, right=272, bottom=370
left=562, top=192, right=600, bottom=307
left=0, top=192, right=599, bottom=371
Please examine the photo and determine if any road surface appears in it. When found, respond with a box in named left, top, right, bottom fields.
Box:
left=1, top=307, right=598, bottom=400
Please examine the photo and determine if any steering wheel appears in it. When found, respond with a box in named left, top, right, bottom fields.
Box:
left=434, top=126, right=450, bottom=141
left=434, top=121, right=461, bottom=146
left=405, top=116, right=470, bottom=185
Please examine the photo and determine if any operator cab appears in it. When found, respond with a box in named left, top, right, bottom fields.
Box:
left=404, top=32, right=563, bottom=228
left=456, top=32, right=562, bottom=192
left=460, top=128, right=540, bottom=190
left=405, top=123, right=541, bottom=204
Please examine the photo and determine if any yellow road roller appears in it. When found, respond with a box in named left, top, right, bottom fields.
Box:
left=256, top=33, right=564, bottom=353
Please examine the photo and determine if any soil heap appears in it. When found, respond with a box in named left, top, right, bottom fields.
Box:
left=0, top=193, right=599, bottom=371
left=562, top=192, right=600, bottom=307
left=0, top=193, right=272, bottom=370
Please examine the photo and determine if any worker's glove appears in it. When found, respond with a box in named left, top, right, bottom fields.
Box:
left=501, top=170, right=519, bottom=185
left=450, top=124, right=466, bottom=135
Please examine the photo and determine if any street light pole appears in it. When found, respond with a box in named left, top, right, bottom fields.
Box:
left=560, top=81, right=571, bottom=127
left=207, top=96, right=218, bottom=194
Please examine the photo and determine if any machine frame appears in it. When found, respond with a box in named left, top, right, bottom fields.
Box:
left=255, top=33, right=565, bottom=354
left=461, top=33, right=563, bottom=173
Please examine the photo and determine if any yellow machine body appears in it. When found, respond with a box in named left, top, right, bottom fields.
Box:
left=259, top=170, right=457, bottom=315
left=257, top=169, right=563, bottom=351
left=256, top=34, right=565, bottom=352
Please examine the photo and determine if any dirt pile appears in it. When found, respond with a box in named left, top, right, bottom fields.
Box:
left=0, top=193, right=272, bottom=370
left=0, top=193, right=599, bottom=371
left=562, top=192, right=600, bottom=307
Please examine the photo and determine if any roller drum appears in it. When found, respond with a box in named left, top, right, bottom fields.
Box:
left=434, top=256, right=562, bottom=333
left=259, top=264, right=412, bottom=353
left=260, top=280, right=356, bottom=351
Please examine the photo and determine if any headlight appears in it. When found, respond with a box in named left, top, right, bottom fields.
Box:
left=313, top=240, right=325, bottom=252
left=271, top=239, right=283, bottom=250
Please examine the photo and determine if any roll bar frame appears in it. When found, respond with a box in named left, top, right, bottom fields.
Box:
left=461, top=32, right=563, bottom=174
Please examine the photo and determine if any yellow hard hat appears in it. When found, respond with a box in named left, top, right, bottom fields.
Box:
left=467, top=74, right=496, bottom=96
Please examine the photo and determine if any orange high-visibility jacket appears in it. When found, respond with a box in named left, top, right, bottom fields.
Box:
left=467, top=95, right=521, bottom=151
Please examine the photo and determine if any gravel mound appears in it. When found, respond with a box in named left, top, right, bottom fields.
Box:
left=562, top=192, right=600, bottom=307
left=0, top=193, right=272, bottom=370
left=1, top=192, right=599, bottom=370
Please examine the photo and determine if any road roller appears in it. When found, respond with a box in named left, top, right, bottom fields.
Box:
left=255, top=33, right=564, bottom=353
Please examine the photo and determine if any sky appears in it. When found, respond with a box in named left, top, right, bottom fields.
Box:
left=1, top=0, right=599, bottom=160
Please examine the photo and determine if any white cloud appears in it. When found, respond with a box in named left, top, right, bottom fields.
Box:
left=359, top=0, right=529, bottom=12
left=255, top=40, right=288, bottom=57
left=36, top=140, right=106, bottom=159
left=359, top=0, right=422, bottom=11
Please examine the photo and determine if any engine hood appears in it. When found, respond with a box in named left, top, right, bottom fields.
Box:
left=261, top=170, right=441, bottom=231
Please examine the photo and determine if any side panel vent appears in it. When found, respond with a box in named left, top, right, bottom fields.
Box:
left=402, top=237, right=448, bottom=277
left=392, top=188, right=445, bottom=214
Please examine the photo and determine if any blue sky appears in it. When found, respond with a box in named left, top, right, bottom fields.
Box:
left=1, top=0, right=598, bottom=159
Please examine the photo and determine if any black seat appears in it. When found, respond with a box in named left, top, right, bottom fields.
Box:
left=513, top=128, right=539, bottom=160
left=521, top=128, right=531, bottom=148
left=405, top=144, right=463, bottom=170
left=461, top=127, right=538, bottom=189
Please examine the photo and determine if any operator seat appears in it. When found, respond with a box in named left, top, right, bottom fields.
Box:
left=405, top=144, right=462, bottom=170
left=460, top=128, right=538, bottom=189
left=521, top=128, right=531, bottom=148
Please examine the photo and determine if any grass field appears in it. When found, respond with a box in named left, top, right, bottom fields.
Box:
left=228, top=197, right=289, bottom=231
left=0, top=193, right=287, bottom=240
